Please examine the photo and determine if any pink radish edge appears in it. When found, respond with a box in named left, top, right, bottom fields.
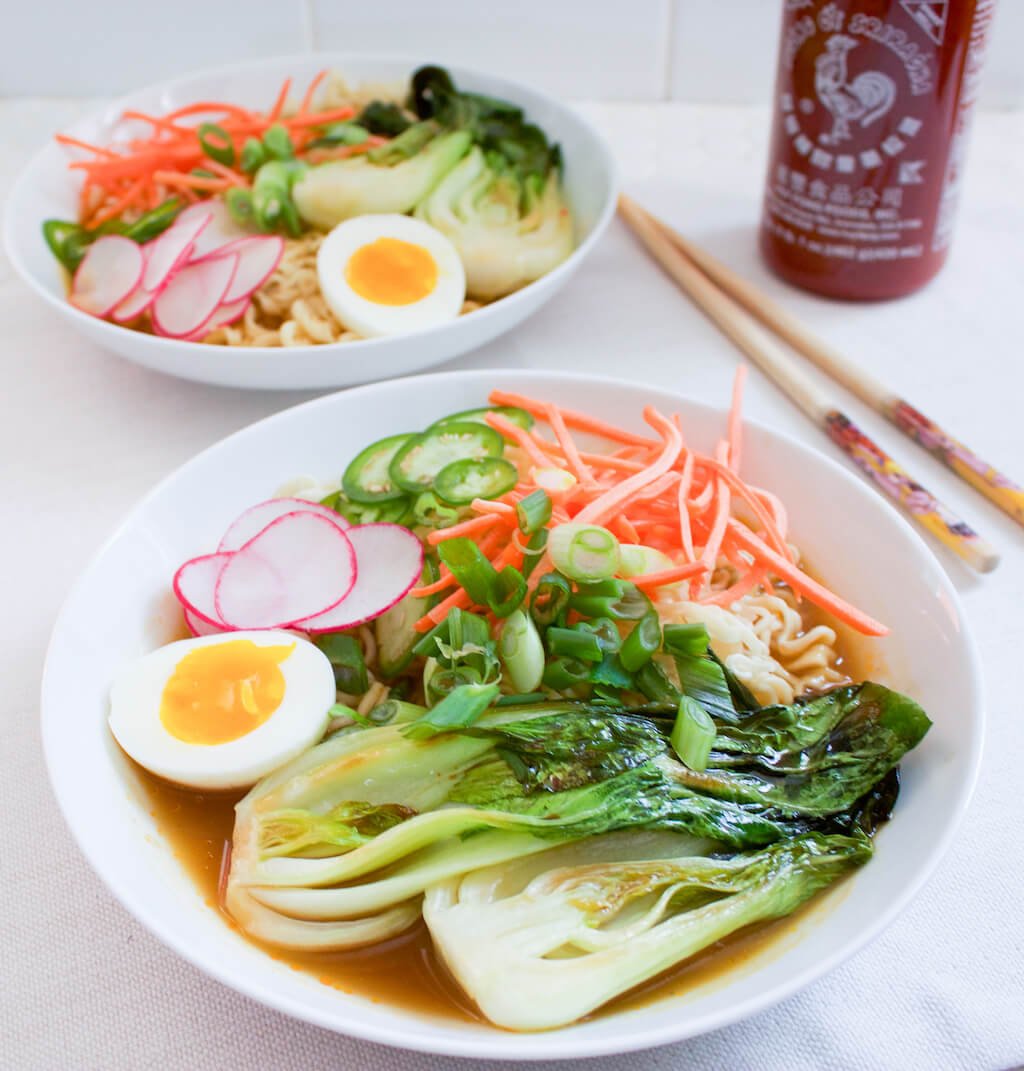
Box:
left=70, top=236, right=145, bottom=318
left=214, top=511, right=358, bottom=630
left=218, top=497, right=350, bottom=553
left=172, top=552, right=232, bottom=628
left=142, top=211, right=212, bottom=293
left=302, top=523, right=424, bottom=633
left=151, top=253, right=238, bottom=338
left=194, top=236, right=285, bottom=303
left=183, top=606, right=224, bottom=637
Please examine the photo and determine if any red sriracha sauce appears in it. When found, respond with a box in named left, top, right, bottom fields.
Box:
left=760, top=0, right=997, bottom=300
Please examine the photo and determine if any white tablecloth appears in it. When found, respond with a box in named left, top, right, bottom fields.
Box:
left=3, top=99, right=1022, bottom=1071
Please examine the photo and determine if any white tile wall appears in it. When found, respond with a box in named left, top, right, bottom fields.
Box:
left=2, top=0, right=1020, bottom=107
left=0, top=0, right=308, bottom=97
left=309, top=0, right=672, bottom=101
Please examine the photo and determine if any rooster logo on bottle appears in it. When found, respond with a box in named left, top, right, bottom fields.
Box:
left=815, top=34, right=897, bottom=145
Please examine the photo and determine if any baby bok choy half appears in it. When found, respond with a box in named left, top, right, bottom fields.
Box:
left=225, top=681, right=929, bottom=1027
left=411, top=65, right=574, bottom=299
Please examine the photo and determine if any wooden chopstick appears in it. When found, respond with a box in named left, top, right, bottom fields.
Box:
left=618, top=193, right=1000, bottom=574
left=653, top=213, right=1024, bottom=532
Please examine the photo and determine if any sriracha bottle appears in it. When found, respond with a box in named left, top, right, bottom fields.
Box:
left=760, top=0, right=997, bottom=300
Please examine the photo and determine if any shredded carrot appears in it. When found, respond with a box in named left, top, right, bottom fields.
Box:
left=676, top=451, right=696, bottom=562
left=697, top=458, right=793, bottom=562
left=727, top=522, right=887, bottom=635
left=701, top=565, right=767, bottom=607
left=572, top=407, right=683, bottom=526
left=489, top=390, right=659, bottom=448
left=426, top=513, right=506, bottom=546
left=727, top=365, right=748, bottom=473
left=409, top=572, right=456, bottom=599
left=296, top=70, right=327, bottom=117
left=55, top=72, right=365, bottom=232
left=486, top=412, right=554, bottom=469
left=415, top=586, right=474, bottom=632
left=631, top=562, right=709, bottom=591
left=543, top=402, right=597, bottom=489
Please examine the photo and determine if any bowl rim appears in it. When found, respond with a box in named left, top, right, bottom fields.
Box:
left=40, top=368, right=985, bottom=1059
left=3, top=51, right=618, bottom=361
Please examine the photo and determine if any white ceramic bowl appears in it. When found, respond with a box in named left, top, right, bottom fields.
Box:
left=4, top=57, right=616, bottom=390
left=41, top=370, right=982, bottom=1060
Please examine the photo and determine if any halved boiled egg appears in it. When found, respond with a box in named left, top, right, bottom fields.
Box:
left=109, top=631, right=335, bottom=790
left=317, top=214, right=466, bottom=338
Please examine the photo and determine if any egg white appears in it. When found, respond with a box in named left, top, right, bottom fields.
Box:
left=108, top=630, right=335, bottom=790
left=316, top=214, right=466, bottom=338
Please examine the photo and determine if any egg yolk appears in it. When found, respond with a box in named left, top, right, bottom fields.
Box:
left=345, top=237, right=438, bottom=306
left=160, top=640, right=294, bottom=746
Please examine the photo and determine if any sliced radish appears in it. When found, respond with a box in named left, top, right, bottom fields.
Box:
left=173, top=552, right=232, bottom=627
left=205, top=296, right=250, bottom=329
left=214, top=512, right=357, bottom=629
left=180, top=295, right=250, bottom=342
left=302, top=524, right=424, bottom=633
left=143, top=211, right=212, bottom=293
left=215, top=236, right=284, bottom=302
left=179, top=200, right=250, bottom=260
left=70, top=236, right=145, bottom=317
left=151, top=253, right=238, bottom=338
left=219, top=498, right=350, bottom=553
left=183, top=606, right=225, bottom=637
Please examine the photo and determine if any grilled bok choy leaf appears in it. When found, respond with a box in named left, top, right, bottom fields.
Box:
left=226, top=684, right=928, bottom=957
left=424, top=830, right=872, bottom=1031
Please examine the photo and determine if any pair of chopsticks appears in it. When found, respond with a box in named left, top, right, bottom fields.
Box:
left=618, top=194, right=1019, bottom=574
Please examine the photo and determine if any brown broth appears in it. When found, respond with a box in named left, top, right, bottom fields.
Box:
left=132, top=605, right=877, bottom=1026
left=137, top=768, right=813, bottom=1024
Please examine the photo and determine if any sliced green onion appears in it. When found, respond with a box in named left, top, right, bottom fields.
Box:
left=225, top=187, right=256, bottom=227
left=671, top=697, right=717, bottom=772
left=620, top=611, right=661, bottom=672
left=519, top=528, right=549, bottom=581
left=549, top=523, right=620, bottom=583
left=197, top=122, right=236, bottom=167
left=542, top=656, right=592, bottom=691
left=240, top=136, right=268, bottom=174
left=515, top=489, right=551, bottom=535
left=262, top=122, right=295, bottom=160
left=618, top=543, right=674, bottom=579
left=546, top=626, right=603, bottom=664
left=663, top=622, right=710, bottom=658
left=437, top=537, right=498, bottom=605
left=490, top=565, right=527, bottom=618
left=308, top=121, right=370, bottom=148
left=533, top=467, right=576, bottom=495
left=578, top=617, right=621, bottom=654
left=635, top=660, right=681, bottom=706
left=674, top=651, right=737, bottom=723
left=403, top=682, right=500, bottom=740
left=328, top=701, right=371, bottom=728
left=368, top=700, right=427, bottom=725
left=570, top=579, right=651, bottom=621
left=495, top=691, right=548, bottom=706
left=529, top=572, right=572, bottom=628
left=314, top=633, right=368, bottom=695
left=498, top=610, right=545, bottom=693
